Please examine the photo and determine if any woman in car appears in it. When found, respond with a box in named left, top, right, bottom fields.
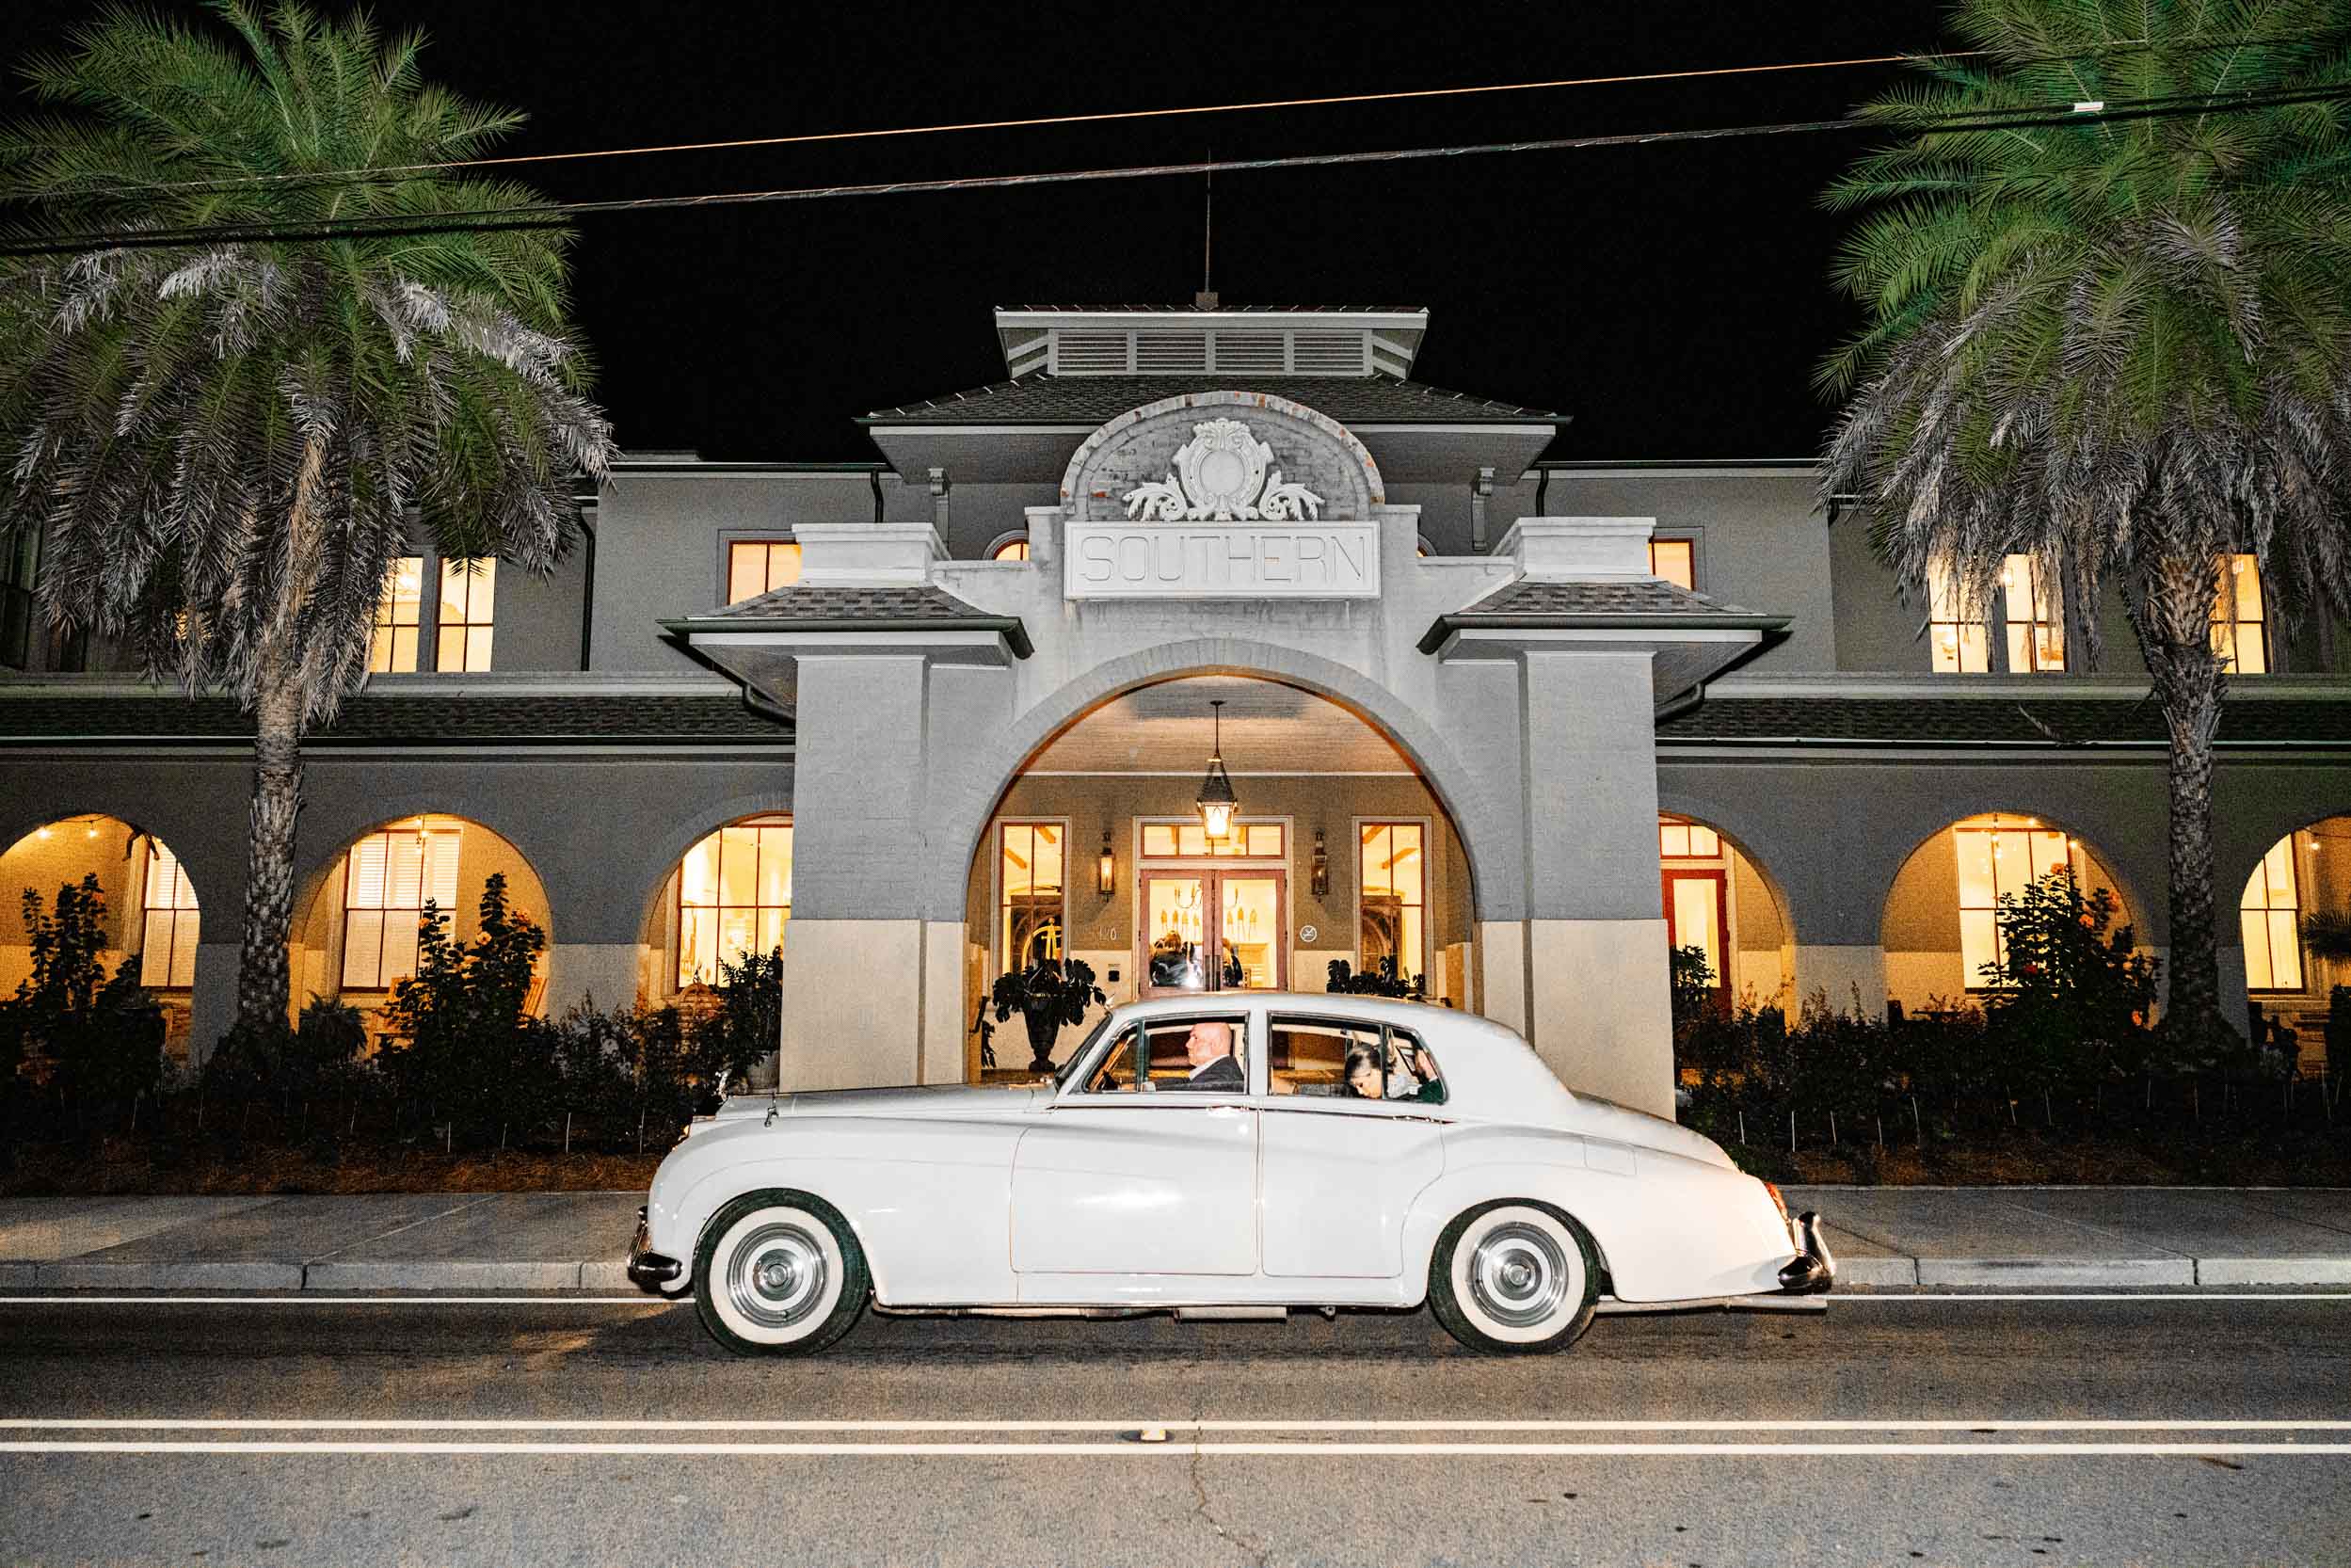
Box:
left=1344, top=1042, right=1443, bottom=1104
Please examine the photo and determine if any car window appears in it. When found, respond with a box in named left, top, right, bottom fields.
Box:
left=1269, top=1016, right=1446, bottom=1106
left=1071, top=1016, right=1250, bottom=1095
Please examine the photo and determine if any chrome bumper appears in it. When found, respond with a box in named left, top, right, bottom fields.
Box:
left=626, top=1206, right=685, bottom=1294
left=1776, top=1210, right=1836, bottom=1295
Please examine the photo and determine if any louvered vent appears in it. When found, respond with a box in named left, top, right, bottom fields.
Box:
left=1290, top=332, right=1367, bottom=374
left=1209, top=332, right=1287, bottom=373
left=1134, top=333, right=1209, bottom=374
left=1050, top=331, right=1130, bottom=373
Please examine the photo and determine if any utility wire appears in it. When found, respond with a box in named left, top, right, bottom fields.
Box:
left=9, top=27, right=2347, bottom=206
left=1, top=83, right=2343, bottom=261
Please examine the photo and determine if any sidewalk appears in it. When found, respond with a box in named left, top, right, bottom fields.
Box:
left=1, top=1188, right=2348, bottom=1292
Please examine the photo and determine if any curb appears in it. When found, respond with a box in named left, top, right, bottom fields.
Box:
left=1914, top=1257, right=2197, bottom=1288
left=303, top=1261, right=591, bottom=1292
left=2195, top=1257, right=2351, bottom=1286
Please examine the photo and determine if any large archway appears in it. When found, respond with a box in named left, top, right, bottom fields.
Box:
left=289, top=813, right=553, bottom=1045
left=1655, top=812, right=1793, bottom=1010
left=0, top=815, right=205, bottom=1058
left=958, top=672, right=1479, bottom=1079
left=2233, top=814, right=2350, bottom=1070
left=1880, top=811, right=2139, bottom=1010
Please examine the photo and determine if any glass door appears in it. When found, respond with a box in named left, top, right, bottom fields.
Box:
left=1139, top=870, right=1287, bottom=998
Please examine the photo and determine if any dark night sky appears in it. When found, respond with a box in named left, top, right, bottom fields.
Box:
left=7, top=2, right=1959, bottom=462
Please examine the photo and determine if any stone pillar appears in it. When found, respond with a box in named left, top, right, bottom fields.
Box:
left=1519, top=649, right=1676, bottom=1117
left=186, top=941, right=241, bottom=1068
left=543, top=942, right=643, bottom=1019
left=1794, top=944, right=1888, bottom=1018
left=775, top=654, right=933, bottom=1089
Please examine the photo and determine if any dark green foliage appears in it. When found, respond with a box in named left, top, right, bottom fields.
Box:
left=1325, top=957, right=1426, bottom=1000
left=1975, top=869, right=2166, bottom=1080
left=687, top=946, right=784, bottom=1094
left=1667, top=944, right=1717, bottom=1028
left=377, top=872, right=547, bottom=1136
left=990, top=958, right=1107, bottom=1068
left=0, top=875, right=162, bottom=1119
left=2302, top=911, right=2351, bottom=966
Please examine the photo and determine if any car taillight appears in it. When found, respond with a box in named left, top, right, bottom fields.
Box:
left=1761, top=1180, right=1790, bottom=1224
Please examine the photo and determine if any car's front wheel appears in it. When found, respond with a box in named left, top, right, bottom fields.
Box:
left=694, top=1189, right=869, bottom=1356
left=1429, top=1201, right=1599, bottom=1354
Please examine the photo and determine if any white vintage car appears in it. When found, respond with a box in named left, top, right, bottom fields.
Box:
left=628, top=993, right=1832, bottom=1355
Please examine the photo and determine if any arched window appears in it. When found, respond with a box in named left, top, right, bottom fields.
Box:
left=986, top=533, right=1031, bottom=562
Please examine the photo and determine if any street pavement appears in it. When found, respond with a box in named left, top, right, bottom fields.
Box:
left=3, top=1289, right=2348, bottom=1565
left=5, top=1186, right=2351, bottom=1289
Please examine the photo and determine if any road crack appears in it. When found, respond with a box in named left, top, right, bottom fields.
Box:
left=1187, top=1439, right=1269, bottom=1568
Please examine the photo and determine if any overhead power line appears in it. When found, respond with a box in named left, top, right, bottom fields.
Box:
left=9, top=28, right=2347, bottom=206
left=0, top=83, right=2343, bottom=261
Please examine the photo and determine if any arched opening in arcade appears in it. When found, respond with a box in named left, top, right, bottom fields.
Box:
left=1880, top=811, right=2138, bottom=1012
left=2238, top=814, right=2351, bottom=1071
left=0, top=815, right=204, bottom=1057
left=1655, top=813, right=1792, bottom=1011
left=962, top=673, right=1478, bottom=1080
left=290, top=814, right=552, bottom=1045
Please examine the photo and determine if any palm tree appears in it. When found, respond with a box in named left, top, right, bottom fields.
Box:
left=1818, top=0, right=2351, bottom=1049
left=0, top=3, right=614, bottom=1037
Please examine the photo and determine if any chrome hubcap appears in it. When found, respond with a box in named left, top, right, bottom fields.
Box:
left=727, top=1220, right=830, bottom=1330
left=1468, top=1220, right=1572, bottom=1329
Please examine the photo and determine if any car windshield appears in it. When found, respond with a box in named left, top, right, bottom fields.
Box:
left=1052, top=1015, right=1116, bottom=1089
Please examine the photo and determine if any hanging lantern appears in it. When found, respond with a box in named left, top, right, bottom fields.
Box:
left=1097, top=827, right=1116, bottom=895
left=1194, top=698, right=1239, bottom=843
left=1310, top=826, right=1330, bottom=896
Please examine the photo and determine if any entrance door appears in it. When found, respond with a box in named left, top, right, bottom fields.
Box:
left=1140, top=870, right=1286, bottom=997
left=1662, top=868, right=1730, bottom=1008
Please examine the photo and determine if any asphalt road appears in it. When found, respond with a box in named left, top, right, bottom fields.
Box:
left=3, top=1290, right=2348, bottom=1567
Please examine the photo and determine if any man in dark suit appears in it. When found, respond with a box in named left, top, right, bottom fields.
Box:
left=1168, top=1020, right=1244, bottom=1091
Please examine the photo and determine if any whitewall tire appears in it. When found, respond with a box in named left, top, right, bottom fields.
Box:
left=694, top=1190, right=869, bottom=1356
left=1429, top=1201, right=1600, bottom=1354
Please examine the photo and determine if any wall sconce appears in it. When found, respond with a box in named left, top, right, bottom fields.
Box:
left=1310, top=827, right=1330, bottom=897
left=1097, top=828, right=1116, bottom=895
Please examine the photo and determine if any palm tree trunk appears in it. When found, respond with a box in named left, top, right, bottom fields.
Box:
left=2151, top=637, right=2230, bottom=1049
left=233, top=657, right=303, bottom=1035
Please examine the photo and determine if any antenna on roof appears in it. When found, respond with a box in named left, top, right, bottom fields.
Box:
left=1193, top=149, right=1218, bottom=311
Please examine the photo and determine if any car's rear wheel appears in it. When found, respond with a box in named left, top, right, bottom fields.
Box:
left=1429, top=1201, right=1599, bottom=1354
left=694, top=1189, right=868, bottom=1356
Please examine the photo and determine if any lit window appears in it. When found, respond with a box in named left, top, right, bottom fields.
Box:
left=1649, top=539, right=1695, bottom=591
left=342, top=820, right=461, bottom=989
left=1139, top=820, right=1286, bottom=859
left=1359, top=823, right=1426, bottom=986
left=999, top=822, right=1064, bottom=973
left=2213, top=554, right=2268, bottom=674
left=2000, top=553, right=2065, bottom=672
left=2241, top=835, right=2304, bottom=992
left=138, top=841, right=200, bottom=989
left=369, top=556, right=424, bottom=673
left=1928, top=561, right=1991, bottom=672
left=989, top=536, right=1031, bottom=562
left=1658, top=819, right=1721, bottom=859
left=727, top=539, right=804, bottom=603
left=1953, top=814, right=2080, bottom=988
left=676, top=816, right=792, bottom=987
left=436, top=559, right=495, bottom=672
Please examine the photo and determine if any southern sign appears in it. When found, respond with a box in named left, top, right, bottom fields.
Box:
left=1064, top=521, right=1380, bottom=600
left=1064, top=416, right=1379, bottom=600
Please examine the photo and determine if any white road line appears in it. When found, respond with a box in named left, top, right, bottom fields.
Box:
left=0, top=1291, right=2346, bottom=1305
left=3, top=1440, right=2349, bottom=1458
left=6, top=1418, right=2350, bottom=1433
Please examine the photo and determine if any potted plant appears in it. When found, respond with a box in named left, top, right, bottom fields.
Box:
left=989, top=957, right=1106, bottom=1073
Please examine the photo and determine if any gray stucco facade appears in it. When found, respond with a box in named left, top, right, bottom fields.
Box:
left=5, top=302, right=2348, bottom=1110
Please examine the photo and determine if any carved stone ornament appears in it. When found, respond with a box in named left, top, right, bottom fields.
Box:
left=1122, top=418, right=1325, bottom=522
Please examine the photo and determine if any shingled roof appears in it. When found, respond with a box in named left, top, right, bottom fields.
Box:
left=1417, top=576, right=1788, bottom=653
left=681, top=583, right=1032, bottom=658
left=1657, top=695, right=2351, bottom=747
left=0, top=690, right=792, bottom=746
left=861, top=374, right=1559, bottom=425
